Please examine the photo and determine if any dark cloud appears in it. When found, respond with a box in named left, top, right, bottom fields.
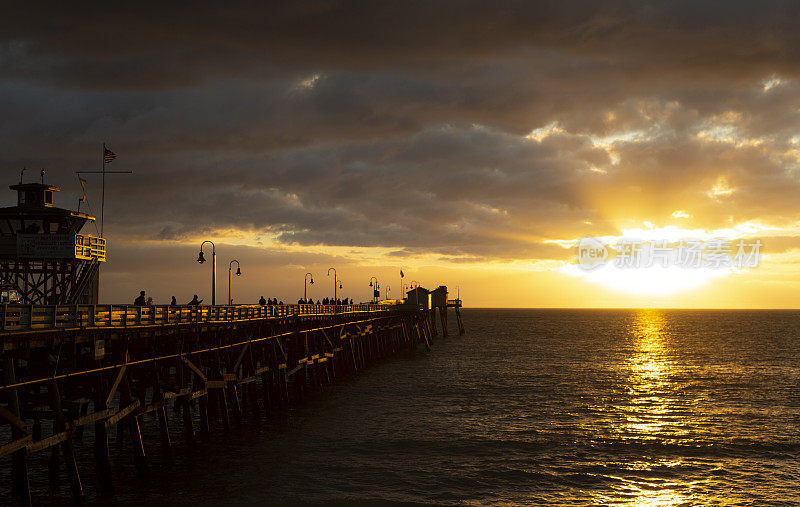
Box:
left=2, top=1, right=800, bottom=304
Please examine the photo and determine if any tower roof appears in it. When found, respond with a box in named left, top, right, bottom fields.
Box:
left=9, top=182, right=61, bottom=192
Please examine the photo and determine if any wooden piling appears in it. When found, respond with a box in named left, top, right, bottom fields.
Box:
left=2, top=356, right=32, bottom=506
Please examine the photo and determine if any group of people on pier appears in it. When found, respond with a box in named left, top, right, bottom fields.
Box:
left=134, top=291, right=205, bottom=306
left=292, top=297, right=352, bottom=305
left=134, top=290, right=356, bottom=306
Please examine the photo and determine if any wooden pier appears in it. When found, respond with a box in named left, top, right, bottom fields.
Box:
left=0, top=302, right=441, bottom=505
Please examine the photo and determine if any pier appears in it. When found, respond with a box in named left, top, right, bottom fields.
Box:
left=0, top=301, right=449, bottom=504
left=0, top=175, right=465, bottom=504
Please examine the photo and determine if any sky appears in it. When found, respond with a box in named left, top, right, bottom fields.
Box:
left=3, top=1, right=800, bottom=307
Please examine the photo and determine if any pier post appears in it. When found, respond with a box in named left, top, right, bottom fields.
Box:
left=456, top=307, right=464, bottom=335
left=150, top=348, right=172, bottom=462
left=119, top=376, right=149, bottom=477
left=47, top=380, right=84, bottom=502
left=177, top=354, right=196, bottom=446
left=3, top=356, right=32, bottom=506
left=93, top=370, right=114, bottom=494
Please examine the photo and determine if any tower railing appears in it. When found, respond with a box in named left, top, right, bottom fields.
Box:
left=75, top=234, right=106, bottom=261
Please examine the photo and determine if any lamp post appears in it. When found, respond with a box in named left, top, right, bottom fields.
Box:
left=327, top=267, right=337, bottom=302
left=197, top=240, right=216, bottom=305
left=228, top=260, right=241, bottom=305
left=411, top=280, right=419, bottom=290
left=304, top=272, right=314, bottom=302
left=369, top=276, right=379, bottom=303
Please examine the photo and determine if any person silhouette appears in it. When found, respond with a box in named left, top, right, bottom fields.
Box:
left=259, top=296, right=266, bottom=305
left=170, top=296, right=177, bottom=306
left=134, top=291, right=146, bottom=306
left=188, top=294, right=203, bottom=305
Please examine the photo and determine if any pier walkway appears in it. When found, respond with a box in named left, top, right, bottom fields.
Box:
left=0, top=302, right=392, bottom=332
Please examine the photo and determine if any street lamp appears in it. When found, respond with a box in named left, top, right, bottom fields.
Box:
left=304, top=272, right=314, bottom=302
left=327, top=267, right=338, bottom=302
left=228, top=260, right=241, bottom=305
left=197, top=240, right=216, bottom=305
left=411, top=280, right=419, bottom=289
left=369, top=276, right=379, bottom=303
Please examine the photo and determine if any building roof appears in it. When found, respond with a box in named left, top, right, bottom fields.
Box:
left=406, top=286, right=430, bottom=294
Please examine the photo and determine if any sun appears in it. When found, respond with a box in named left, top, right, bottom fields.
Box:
left=559, top=223, right=761, bottom=296
left=566, top=263, right=730, bottom=295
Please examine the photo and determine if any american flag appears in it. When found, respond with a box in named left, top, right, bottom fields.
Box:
left=103, top=146, right=117, bottom=164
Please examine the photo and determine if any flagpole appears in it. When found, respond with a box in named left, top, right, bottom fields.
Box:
left=101, top=143, right=106, bottom=237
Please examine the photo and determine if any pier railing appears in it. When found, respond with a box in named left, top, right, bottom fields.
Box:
left=0, top=303, right=392, bottom=332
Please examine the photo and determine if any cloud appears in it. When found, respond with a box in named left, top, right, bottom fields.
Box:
left=3, top=2, right=800, bottom=306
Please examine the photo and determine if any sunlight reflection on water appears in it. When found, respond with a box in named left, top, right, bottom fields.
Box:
left=611, top=310, right=690, bottom=506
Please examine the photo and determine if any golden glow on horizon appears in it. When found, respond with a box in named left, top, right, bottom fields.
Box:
left=558, top=223, right=775, bottom=297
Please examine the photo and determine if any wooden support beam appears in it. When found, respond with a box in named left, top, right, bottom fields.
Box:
left=105, top=364, right=127, bottom=408
left=26, top=430, right=69, bottom=454
left=181, top=356, right=207, bottom=381
left=0, top=435, right=31, bottom=457
left=105, top=400, right=141, bottom=426
left=0, top=405, right=30, bottom=434
left=232, top=341, right=250, bottom=372
left=69, top=408, right=115, bottom=429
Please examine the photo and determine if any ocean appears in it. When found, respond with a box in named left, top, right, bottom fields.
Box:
left=22, top=309, right=800, bottom=505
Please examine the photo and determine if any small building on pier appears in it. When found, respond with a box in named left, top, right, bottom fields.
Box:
left=430, top=285, right=448, bottom=308
left=405, top=286, right=430, bottom=309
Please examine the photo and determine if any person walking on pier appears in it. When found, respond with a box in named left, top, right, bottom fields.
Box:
left=259, top=296, right=266, bottom=305
left=170, top=296, right=177, bottom=306
left=134, top=290, right=147, bottom=306
left=188, top=294, right=203, bottom=305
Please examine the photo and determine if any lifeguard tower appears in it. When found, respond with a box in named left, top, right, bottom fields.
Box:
left=0, top=179, right=105, bottom=304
